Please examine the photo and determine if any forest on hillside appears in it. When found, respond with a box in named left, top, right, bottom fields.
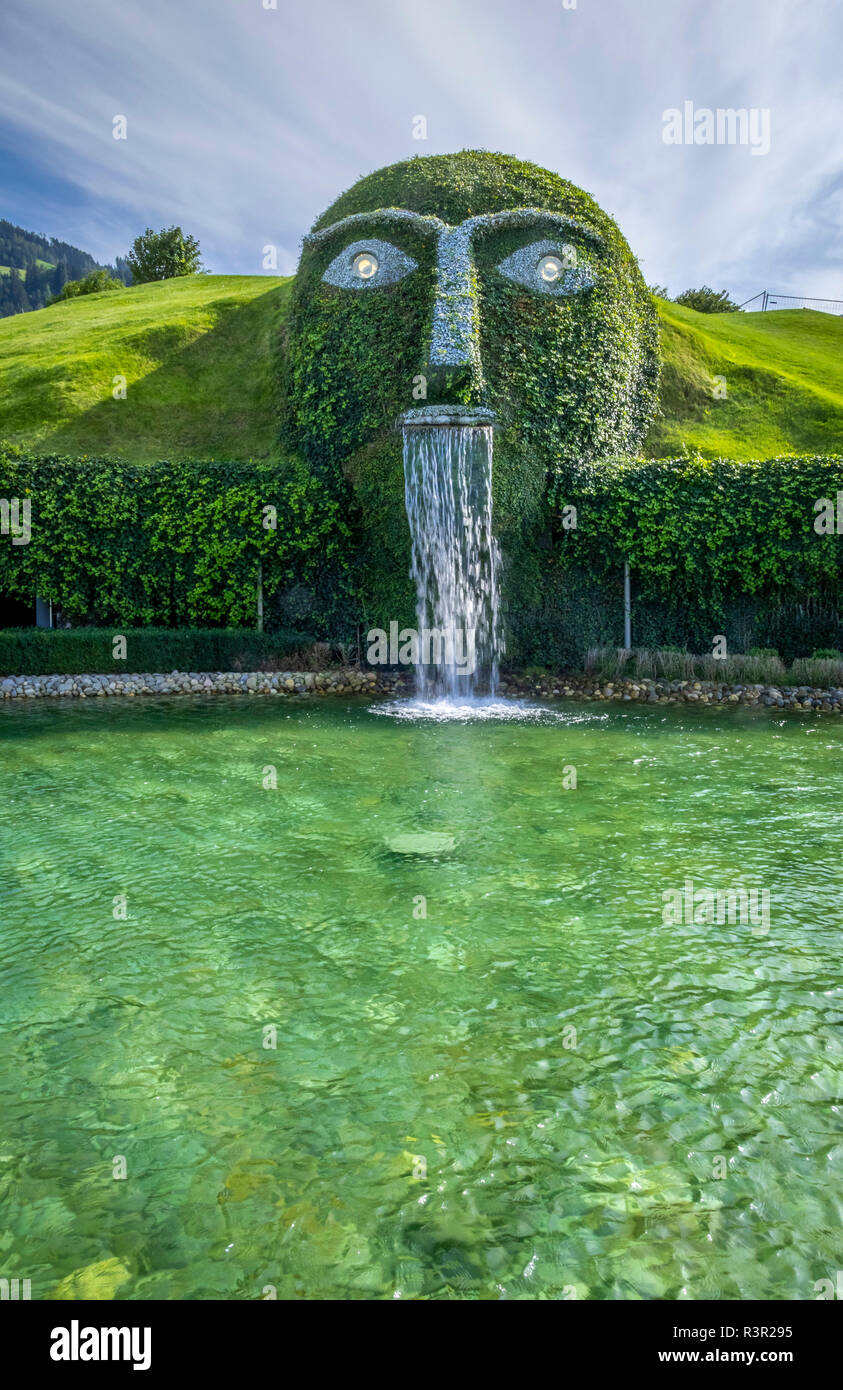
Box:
left=0, top=219, right=131, bottom=317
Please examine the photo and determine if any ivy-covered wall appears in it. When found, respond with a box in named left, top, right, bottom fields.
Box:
left=535, top=453, right=843, bottom=666
left=1, top=450, right=840, bottom=666
left=0, top=451, right=357, bottom=635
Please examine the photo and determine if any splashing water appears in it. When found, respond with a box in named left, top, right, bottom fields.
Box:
left=402, top=424, right=502, bottom=698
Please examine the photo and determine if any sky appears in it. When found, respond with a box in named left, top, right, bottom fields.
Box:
left=1, top=0, right=841, bottom=303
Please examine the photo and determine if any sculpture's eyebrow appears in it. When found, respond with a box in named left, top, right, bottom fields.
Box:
left=303, top=208, right=446, bottom=247
left=304, top=205, right=605, bottom=251
left=460, top=208, right=606, bottom=249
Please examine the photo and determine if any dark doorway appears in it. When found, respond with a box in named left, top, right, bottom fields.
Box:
left=0, top=595, right=35, bottom=626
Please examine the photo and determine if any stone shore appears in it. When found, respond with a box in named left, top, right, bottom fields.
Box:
left=501, top=672, right=843, bottom=712
left=0, top=668, right=411, bottom=700
left=1, top=668, right=842, bottom=712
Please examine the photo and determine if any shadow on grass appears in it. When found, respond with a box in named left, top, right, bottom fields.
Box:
left=40, top=284, right=291, bottom=462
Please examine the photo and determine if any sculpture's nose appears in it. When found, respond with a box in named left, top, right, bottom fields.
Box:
left=427, top=227, right=482, bottom=396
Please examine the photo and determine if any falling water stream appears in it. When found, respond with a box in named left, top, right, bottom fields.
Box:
left=402, top=424, right=502, bottom=699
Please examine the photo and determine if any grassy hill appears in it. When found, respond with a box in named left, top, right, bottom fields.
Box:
left=0, top=275, right=292, bottom=461
left=0, top=274, right=841, bottom=462
left=648, top=298, right=843, bottom=458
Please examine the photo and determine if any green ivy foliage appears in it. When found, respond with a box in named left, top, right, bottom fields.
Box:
left=0, top=451, right=358, bottom=635
left=550, top=453, right=843, bottom=614
left=3, top=449, right=839, bottom=667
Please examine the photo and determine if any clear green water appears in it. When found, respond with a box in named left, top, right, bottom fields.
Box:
left=2, top=695, right=843, bottom=1301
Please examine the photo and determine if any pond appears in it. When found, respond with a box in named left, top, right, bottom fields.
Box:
left=1, top=695, right=842, bottom=1300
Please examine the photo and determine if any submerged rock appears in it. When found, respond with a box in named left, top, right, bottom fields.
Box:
left=386, top=831, right=456, bottom=856
left=53, top=1256, right=132, bottom=1300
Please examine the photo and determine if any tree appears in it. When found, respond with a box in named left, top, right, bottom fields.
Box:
left=125, top=226, right=203, bottom=284
left=50, top=261, right=68, bottom=298
left=24, top=263, right=41, bottom=299
left=112, top=255, right=134, bottom=286
left=673, top=285, right=740, bottom=314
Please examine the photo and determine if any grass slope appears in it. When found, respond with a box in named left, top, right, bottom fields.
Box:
left=0, top=274, right=292, bottom=462
left=648, top=299, right=843, bottom=458
left=0, top=275, right=841, bottom=462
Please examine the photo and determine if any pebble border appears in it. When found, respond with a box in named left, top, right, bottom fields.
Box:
left=2, top=669, right=843, bottom=712
left=0, top=669, right=410, bottom=700
left=501, top=673, right=843, bottom=713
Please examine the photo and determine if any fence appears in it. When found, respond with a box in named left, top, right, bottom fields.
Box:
left=740, top=290, right=843, bottom=315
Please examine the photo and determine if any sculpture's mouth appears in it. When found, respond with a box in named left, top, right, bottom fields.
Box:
left=398, top=405, right=497, bottom=429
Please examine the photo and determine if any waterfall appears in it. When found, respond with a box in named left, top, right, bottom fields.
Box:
left=402, top=424, right=502, bottom=699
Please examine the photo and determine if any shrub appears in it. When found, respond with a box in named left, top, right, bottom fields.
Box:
left=790, top=656, right=843, bottom=687
left=648, top=647, right=697, bottom=680
left=673, top=286, right=740, bottom=314
left=723, top=652, right=786, bottom=683
left=586, top=647, right=788, bottom=684
left=585, top=646, right=631, bottom=679
left=49, top=269, right=124, bottom=303
left=0, top=627, right=316, bottom=677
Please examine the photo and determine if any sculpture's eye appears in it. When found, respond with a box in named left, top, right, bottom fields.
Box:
left=538, top=254, right=562, bottom=283
left=496, top=240, right=596, bottom=296
left=352, top=251, right=378, bottom=280
left=322, top=238, right=417, bottom=289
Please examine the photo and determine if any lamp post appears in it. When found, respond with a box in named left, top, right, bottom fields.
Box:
left=623, top=561, right=631, bottom=650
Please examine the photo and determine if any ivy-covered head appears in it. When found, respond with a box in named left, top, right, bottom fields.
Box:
left=284, top=150, right=659, bottom=471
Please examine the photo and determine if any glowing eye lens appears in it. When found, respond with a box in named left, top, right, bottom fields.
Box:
left=538, top=255, right=563, bottom=283
left=353, top=252, right=378, bottom=280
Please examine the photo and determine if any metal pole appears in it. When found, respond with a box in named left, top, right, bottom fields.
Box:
left=256, top=563, right=264, bottom=633
left=762, top=290, right=768, bottom=312
left=623, top=561, right=632, bottom=650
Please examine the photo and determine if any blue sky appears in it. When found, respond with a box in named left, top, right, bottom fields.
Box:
left=1, top=0, right=841, bottom=302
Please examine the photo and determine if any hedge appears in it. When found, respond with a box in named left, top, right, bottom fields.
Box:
left=2, top=448, right=842, bottom=670
left=533, top=452, right=843, bottom=664
left=0, top=450, right=359, bottom=638
left=551, top=453, right=843, bottom=605
left=0, top=628, right=315, bottom=677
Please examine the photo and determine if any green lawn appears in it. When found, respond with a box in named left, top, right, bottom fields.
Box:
left=648, top=299, right=843, bottom=458
left=0, top=274, right=293, bottom=461
left=0, top=274, right=841, bottom=461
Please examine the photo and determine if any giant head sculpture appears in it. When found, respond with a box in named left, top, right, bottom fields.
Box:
left=284, top=150, right=658, bottom=470
left=282, top=150, right=659, bottom=635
